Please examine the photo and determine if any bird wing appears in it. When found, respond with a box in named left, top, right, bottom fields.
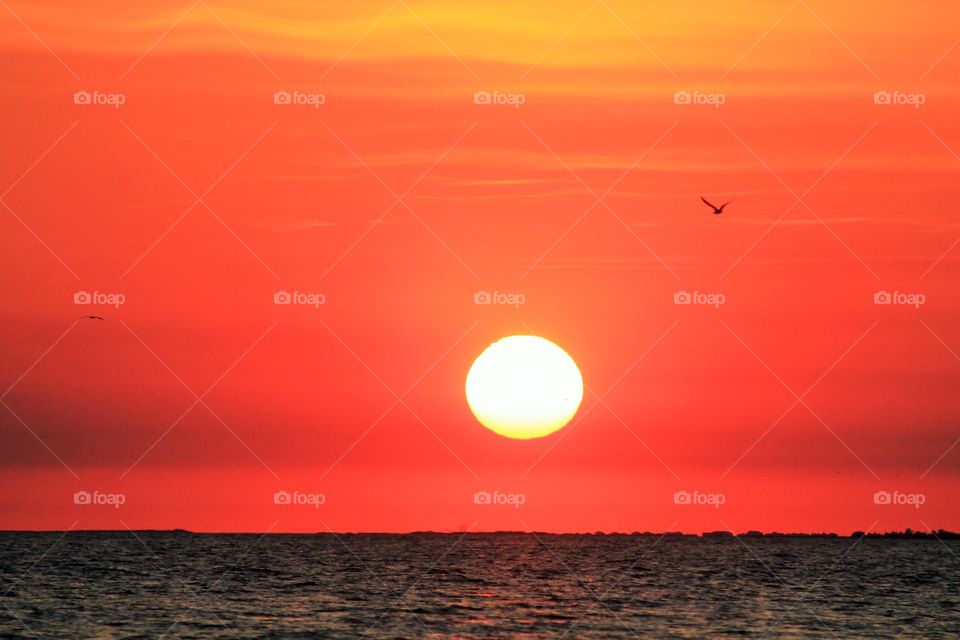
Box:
left=719, top=199, right=734, bottom=211
left=700, top=196, right=718, bottom=210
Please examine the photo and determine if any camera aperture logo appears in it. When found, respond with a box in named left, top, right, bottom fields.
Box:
left=73, top=490, right=126, bottom=509
left=673, top=91, right=725, bottom=108
left=273, top=90, right=326, bottom=108
left=673, top=490, right=725, bottom=508
left=873, top=490, right=925, bottom=509
left=73, top=90, right=126, bottom=108
left=674, top=290, right=725, bottom=308
left=473, top=290, right=526, bottom=308
left=873, top=91, right=925, bottom=108
left=473, top=490, right=526, bottom=509
left=273, top=490, right=325, bottom=508
left=74, top=290, right=126, bottom=308
left=473, top=91, right=526, bottom=108
left=274, top=290, right=325, bottom=308
left=873, top=291, right=924, bottom=308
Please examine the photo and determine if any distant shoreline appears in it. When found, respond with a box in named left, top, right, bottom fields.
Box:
left=1, top=529, right=957, bottom=539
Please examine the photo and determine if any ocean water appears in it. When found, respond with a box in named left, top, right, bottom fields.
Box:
left=1, top=532, right=958, bottom=638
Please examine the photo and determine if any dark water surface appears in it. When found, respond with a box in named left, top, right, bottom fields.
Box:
left=1, top=532, right=958, bottom=638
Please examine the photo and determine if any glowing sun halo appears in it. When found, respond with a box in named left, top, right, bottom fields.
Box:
left=466, top=335, right=583, bottom=439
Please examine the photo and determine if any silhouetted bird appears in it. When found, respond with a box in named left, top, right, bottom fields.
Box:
left=701, top=196, right=732, bottom=214
left=83, top=315, right=104, bottom=320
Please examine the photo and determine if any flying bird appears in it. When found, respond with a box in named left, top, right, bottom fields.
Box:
left=701, top=196, right=732, bottom=215
left=82, top=315, right=104, bottom=320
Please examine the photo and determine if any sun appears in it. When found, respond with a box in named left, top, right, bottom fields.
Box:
left=466, top=335, right=583, bottom=439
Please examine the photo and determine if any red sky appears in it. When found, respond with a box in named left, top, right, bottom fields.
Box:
left=1, top=0, right=959, bottom=533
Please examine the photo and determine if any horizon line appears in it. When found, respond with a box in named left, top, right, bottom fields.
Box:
left=1, top=528, right=956, bottom=538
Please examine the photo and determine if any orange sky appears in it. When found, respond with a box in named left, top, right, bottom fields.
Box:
left=1, top=0, right=959, bottom=533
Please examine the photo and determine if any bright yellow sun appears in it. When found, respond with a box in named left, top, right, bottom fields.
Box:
left=466, top=335, right=583, bottom=439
